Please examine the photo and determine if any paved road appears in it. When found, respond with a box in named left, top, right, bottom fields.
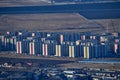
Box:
left=78, top=60, right=120, bottom=64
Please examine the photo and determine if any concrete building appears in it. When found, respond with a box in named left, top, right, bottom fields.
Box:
left=56, top=45, right=61, bottom=57
left=1, top=31, right=120, bottom=59
left=42, top=44, right=48, bottom=56
left=16, top=40, right=30, bottom=54
left=29, top=41, right=42, bottom=55
left=16, top=41, right=22, bottom=54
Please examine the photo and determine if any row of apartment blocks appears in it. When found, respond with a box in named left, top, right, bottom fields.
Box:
left=0, top=30, right=120, bottom=59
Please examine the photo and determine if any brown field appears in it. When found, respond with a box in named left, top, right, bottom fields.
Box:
left=0, top=1, right=120, bottom=34
left=0, top=52, right=120, bottom=71
left=0, top=13, right=120, bottom=34
left=59, top=62, right=120, bottom=70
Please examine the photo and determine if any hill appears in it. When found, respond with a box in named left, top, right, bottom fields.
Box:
left=0, top=13, right=120, bottom=34
left=0, top=0, right=120, bottom=34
